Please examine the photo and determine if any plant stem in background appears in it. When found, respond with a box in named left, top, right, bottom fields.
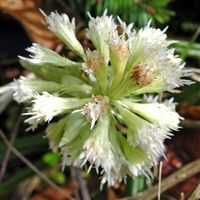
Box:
left=120, top=159, right=200, bottom=200
left=0, top=108, right=23, bottom=182
left=0, top=129, right=75, bottom=200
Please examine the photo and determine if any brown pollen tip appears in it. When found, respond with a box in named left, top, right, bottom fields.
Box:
left=131, top=64, right=155, bottom=86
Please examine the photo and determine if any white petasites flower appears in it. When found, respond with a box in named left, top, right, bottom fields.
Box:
left=122, top=99, right=181, bottom=130
left=87, top=10, right=118, bottom=63
left=155, top=49, right=193, bottom=92
left=42, top=10, right=85, bottom=58
left=19, top=43, right=81, bottom=67
left=81, top=95, right=109, bottom=129
left=135, top=123, right=169, bottom=166
left=133, top=23, right=191, bottom=93
left=10, top=76, right=61, bottom=103
left=79, top=114, right=122, bottom=187
left=14, top=11, right=193, bottom=187
left=11, top=76, right=35, bottom=103
left=138, top=22, right=172, bottom=58
left=130, top=49, right=192, bottom=95
left=24, top=92, right=89, bottom=126
left=80, top=135, right=117, bottom=174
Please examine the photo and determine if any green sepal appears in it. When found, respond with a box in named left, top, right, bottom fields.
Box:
left=118, top=135, right=146, bottom=163
left=127, top=129, right=137, bottom=145
left=20, top=59, right=81, bottom=83
left=61, top=76, right=86, bottom=85
left=90, top=111, right=110, bottom=139
left=59, top=111, right=88, bottom=147
left=132, top=77, right=166, bottom=95
left=110, top=121, right=146, bottom=163
left=110, top=76, right=140, bottom=99
left=46, top=116, right=67, bottom=152
left=23, top=79, right=61, bottom=93
left=113, top=101, right=145, bottom=132
left=59, top=84, right=93, bottom=98
left=86, top=32, right=110, bottom=64
left=59, top=76, right=93, bottom=97
left=61, top=123, right=91, bottom=164
left=109, top=48, right=129, bottom=90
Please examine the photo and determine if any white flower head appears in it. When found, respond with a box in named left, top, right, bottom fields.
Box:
left=138, top=22, right=171, bottom=57
left=24, top=92, right=66, bottom=123
left=11, top=76, right=35, bottom=103
left=79, top=114, right=123, bottom=187
left=155, top=49, right=193, bottom=92
left=19, top=43, right=80, bottom=67
left=24, top=92, right=87, bottom=126
left=135, top=123, right=169, bottom=166
left=41, top=10, right=85, bottom=57
left=81, top=95, right=109, bottom=129
left=146, top=103, right=181, bottom=130
left=87, top=10, right=118, bottom=43
left=19, top=43, right=59, bottom=65
left=80, top=136, right=117, bottom=173
left=123, top=99, right=181, bottom=130
left=133, top=23, right=191, bottom=93
left=129, top=47, right=192, bottom=94
left=87, top=10, right=118, bottom=63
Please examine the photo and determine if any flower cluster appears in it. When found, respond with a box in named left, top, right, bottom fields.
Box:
left=12, top=10, right=192, bottom=187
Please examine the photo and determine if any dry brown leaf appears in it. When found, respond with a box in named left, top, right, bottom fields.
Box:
left=0, top=0, right=60, bottom=49
left=107, top=187, right=119, bottom=200
left=31, top=184, right=74, bottom=200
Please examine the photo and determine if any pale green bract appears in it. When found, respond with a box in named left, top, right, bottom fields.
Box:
left=11, top=10, right=192, bottom=187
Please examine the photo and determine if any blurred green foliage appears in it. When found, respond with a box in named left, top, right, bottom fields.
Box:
left=46, top=0, right=174, bottom=26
